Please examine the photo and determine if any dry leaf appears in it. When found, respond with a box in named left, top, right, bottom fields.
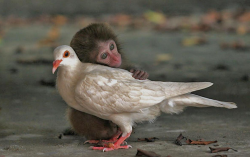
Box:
left=181, top=36, right=206, bottom=46
left=237, top=25, right=248, bottom=35
left=110, top=14, right=132, bottom=27
left=175, top=133, right=186, bottom=146
left=137, top=137, right=159, bottom=142
left=212, top=155, right=227, bottom=157
left=38, top=25, right=60, bottom=46
left=238, top=11, right=250, bottom=22
left=186, top=139, right=217, bottom=145
left=155, top=54, right=172, bottom=64
left=136, top=148, right=161, bottom=157
left=209, top=147, right=237, bottom=153
left=144, top=10, right=166, bottom=25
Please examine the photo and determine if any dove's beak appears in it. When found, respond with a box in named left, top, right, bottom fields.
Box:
left=52, top=59, right=62, bottom=74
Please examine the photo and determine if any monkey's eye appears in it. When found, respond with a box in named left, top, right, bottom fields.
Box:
left=63, top=50, right=70, bottom=58
left=110, top=44, right=114, bottom=50
left=101, top=53, right=108, bottom=59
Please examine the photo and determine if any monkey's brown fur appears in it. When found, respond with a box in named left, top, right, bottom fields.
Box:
left=67, top=107, right=117, bottom=140
left=67, top=23, right=132, bottom=140
left=70, top=23, right=129, bottom=67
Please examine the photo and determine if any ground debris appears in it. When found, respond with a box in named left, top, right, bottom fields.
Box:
left=240, top=74, right=249, bottom=82
left=213, top=64, right=230, bottom=71
left=181, top=36, right=207, bottom=47
left=137, top=137, right=159, bottom=142
left=136, top=148, right=161, bottom=157
left=220, top=41, right=249, bottom=51
left=39, top=79, right=55, bottom=87
left=209, top=147, right=238, bottom=153
left=15, top=46, right=25, bottom=54
left=212, top=155, right=227, bottom=157
left=186, top=139, right=217, bottom=145
left=62, top=128, right=77, bottom=136
left=175, top=133, right=186, bottom=146
left=155, top=53, right=172, bottom=64
left=9, top=68, right=18, bottom=74
left=175, top=133, right=217, bottom=146
left=4, top=145, right=25, bottom=151
left=58, top=134, right=63, bottom=139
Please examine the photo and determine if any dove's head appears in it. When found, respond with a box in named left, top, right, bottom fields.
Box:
left=52, top=45, right=80, bottom=74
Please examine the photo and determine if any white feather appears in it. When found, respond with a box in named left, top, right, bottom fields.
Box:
left=53, top=45, right=237, bottom=135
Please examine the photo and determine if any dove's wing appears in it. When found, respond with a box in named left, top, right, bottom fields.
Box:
left=74, top=69, right=212, bottom=116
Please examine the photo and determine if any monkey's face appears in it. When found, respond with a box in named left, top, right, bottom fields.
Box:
left=95, top=40, right=122, bottom=68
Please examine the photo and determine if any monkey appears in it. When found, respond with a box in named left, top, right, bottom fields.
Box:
left=65, top=23, right=149, bottom=142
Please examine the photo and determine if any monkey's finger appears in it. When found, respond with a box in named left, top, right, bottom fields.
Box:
left=132, top=70, right=141, bottom=78
left=141, top=72, right=149, bottom=80
left=130, top=69, right=135, bottom=73
left=135, top=71, right=146, bottom=80
left=138, top=72, right=148, bottom=80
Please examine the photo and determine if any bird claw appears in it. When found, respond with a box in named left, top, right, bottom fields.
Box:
left=84, top=140, right=90, bottom=144
left=92, top=144, right=132, bottom=152
left=103, top=148, right=108, bottom=152
left=122, top=141, right=127, bottom=145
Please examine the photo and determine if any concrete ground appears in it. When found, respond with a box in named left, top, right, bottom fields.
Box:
left=0, top=24, right=250, bottom=157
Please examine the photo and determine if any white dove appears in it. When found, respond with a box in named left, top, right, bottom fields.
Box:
left=52, top=45, right=237, bottom=152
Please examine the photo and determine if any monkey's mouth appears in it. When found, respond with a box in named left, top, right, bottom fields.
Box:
left=110, top=54, right=122, bottom=68
left=112, top=60, right=122, bottom=68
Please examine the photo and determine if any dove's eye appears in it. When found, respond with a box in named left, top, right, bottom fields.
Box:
left=63, top=51, right=70, bottom=58
left=101, top=53, right=108, bottom=59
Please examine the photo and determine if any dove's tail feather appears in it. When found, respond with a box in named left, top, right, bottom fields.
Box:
left=161, top=82, right=213, bottom=99
left=159, top=94, right=237, bottom=114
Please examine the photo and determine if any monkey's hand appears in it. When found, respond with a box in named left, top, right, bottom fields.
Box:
left=130, top=69, right=149, bottom=80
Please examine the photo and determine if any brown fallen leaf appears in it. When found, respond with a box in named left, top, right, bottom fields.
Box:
left=238, top=11, right=250, bottom=22
left=175, top=133, right=217, bottom=146
left=181, top=36, right=206, bottom=47
left=144, top=10, right=167, bottom=25
left=186, top=139, right=217, bottom=145
left=209, top=147, right=237, bottom=153
left=155, top=53, right=172, bottom=64
left=220, top=41, right=249, bottom=51
left=212, top=155, right=227, bottom=157
left=38, top=25, right=60, bottom=47
left=136, top=148, right=161, bottom=157
left=110, top=14, right=132, bottom=28
left=175, top=133, right=186, bottom=146
left=137, top=137, right=159, bottom=142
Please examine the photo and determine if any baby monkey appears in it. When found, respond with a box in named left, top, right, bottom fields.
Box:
left=67, top=23, right=149, bottom=142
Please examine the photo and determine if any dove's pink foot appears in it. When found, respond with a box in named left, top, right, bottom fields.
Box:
left=84, top=129, right=122, bottom=144
left=91, top=132, right=131, bottom=152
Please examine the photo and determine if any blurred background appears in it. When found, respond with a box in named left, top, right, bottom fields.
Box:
left=0, top=0, right=250, bottom=156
